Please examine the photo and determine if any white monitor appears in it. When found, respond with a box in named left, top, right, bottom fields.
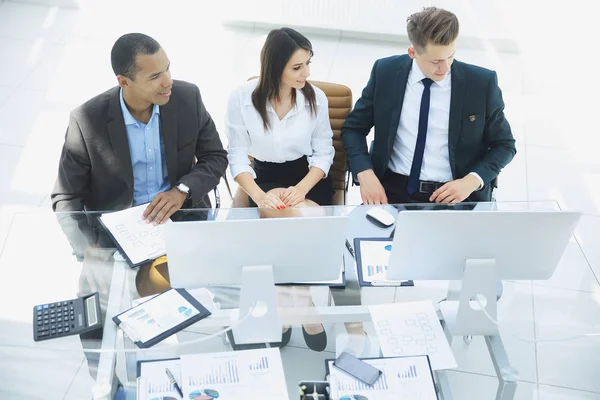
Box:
left=386, top=210, right=581, bottom=335
left=165, top=215, right=348, bottom=287
left=164, top=215, right=349, bottom=345
left=387, top=210, right=581, bottom=281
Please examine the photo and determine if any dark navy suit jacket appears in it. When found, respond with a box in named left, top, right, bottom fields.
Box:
left=341, top=54, right=516, bottom=201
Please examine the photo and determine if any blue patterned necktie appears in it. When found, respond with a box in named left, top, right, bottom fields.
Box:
left=407, top=77, right=434, bottom=195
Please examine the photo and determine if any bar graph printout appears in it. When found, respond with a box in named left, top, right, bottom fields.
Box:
left=137, top=359, right=182, bottom=400
left=328, top=355, right=438, bottom=400
left=181, top=348, right=288, bottom=399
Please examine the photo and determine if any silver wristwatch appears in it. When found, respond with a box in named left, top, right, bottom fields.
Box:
left=175, top=183, right=191, bottom=199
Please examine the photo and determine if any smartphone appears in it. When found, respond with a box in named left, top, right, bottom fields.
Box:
left=333, top=352, right=382, bottom=385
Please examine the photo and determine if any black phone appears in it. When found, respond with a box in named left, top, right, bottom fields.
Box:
left=333, top=352, right=382, bottom=386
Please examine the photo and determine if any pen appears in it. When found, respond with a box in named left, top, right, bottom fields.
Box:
left=345, top=239, right=355, bottom=259
left=165, top=367, right=183, bottom=398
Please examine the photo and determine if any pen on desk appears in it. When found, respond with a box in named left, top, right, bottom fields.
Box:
left=345, top=239, right=355, bottom=259
left=165, top=367, right=183, bottom=398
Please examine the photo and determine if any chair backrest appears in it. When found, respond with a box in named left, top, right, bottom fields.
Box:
left=309, top=80, right=353, bottom=205
left=236, top=77, right=353, bottom=206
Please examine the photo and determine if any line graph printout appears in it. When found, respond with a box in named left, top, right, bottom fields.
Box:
left=369, top=301, right=457, bottom=370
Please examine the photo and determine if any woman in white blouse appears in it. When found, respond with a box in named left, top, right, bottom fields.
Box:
left=226, top=28, right=335, bottom=210
left=225, top=28, right=334, bottom=352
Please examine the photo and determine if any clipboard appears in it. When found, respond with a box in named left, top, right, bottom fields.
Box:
left=354, top=238, right=414, bottom=287
left=324, top=355, right=438, bottom=400
left=277, top=257, right=346, bottom=288
left=96, top=204, right=169, bottom=268
left=96, top=216, right=156, bottom=268
left=113, top=288, right=211, bottom=348
left=137, top=357, right=180, bottom=378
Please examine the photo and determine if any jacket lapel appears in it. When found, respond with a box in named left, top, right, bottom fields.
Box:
left=107, top=88, right=134, bottom=193
left=160, top=97, right=178, bottom=186
left=449, top=61, right=466, bottom=178
left=388, top=57, right=412, bottom=151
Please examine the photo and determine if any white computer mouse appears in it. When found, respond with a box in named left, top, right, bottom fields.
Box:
left=365, top=207, right=395, bottom=227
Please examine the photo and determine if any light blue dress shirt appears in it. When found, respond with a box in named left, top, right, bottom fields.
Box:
left=120, top=89, right=170, bottom=206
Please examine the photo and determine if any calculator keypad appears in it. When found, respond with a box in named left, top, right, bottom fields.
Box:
left=34, top=301, right=77, bottom=339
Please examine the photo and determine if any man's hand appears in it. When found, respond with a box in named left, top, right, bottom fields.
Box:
left=357, top=169, right=388, bottom=205
left=430, top=175, right=480, bottom=203
left=279, top=186, right=306, bottom=207
left=254, top=191, right=288, bottom=210
left=143, top=188, right=188, bottom=224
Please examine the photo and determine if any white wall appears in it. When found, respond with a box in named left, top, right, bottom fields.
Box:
left=6, top=0, right=80, bottom=8
left=223, top=0, right=519, bottom=52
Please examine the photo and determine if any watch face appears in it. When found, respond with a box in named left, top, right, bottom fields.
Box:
left=177, top=184, right=190, bottom=194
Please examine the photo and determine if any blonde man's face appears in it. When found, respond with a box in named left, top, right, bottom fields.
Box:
left=408, top=41, right=456, bottom=82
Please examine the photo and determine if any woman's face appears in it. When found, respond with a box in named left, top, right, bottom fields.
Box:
left=280, top=48, right=311, bottom=92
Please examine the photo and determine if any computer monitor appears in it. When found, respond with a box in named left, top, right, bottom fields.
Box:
left=164, top=215, right=349, bottom=344
left=386, top=210, right=581, bottom=335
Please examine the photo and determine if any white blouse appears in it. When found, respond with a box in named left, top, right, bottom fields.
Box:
left=225, top=79, right=335, bottom=179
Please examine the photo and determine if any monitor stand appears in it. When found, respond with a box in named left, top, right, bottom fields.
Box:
left=232, top=265, right=282, bottom=345
left=439, top=258, right=499, bottom=336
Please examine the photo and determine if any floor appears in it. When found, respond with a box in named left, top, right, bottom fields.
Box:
left=0, top=1, right=599, bottom=399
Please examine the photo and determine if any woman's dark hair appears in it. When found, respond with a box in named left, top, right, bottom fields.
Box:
left=252, top=27, right=317, bottom=130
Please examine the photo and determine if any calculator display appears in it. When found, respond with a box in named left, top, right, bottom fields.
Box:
left=86, top=296, right=98, bottom=326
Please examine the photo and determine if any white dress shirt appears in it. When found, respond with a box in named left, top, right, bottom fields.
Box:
left=226, top=79, right=335, bottom=180
left=388, top=60, right=483, bottom=187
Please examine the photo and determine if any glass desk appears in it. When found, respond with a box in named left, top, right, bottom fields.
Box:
left=0, top=202, right=597, bottom=400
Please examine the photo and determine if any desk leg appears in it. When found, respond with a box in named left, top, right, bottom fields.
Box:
left=91, top=260, right=128, bottom=399
left=434, top=370, right=454, bottom=400
left=485, top=335, right=517, bottom=400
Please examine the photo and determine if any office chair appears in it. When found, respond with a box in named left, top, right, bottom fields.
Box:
left=231, top=78, right=353, bottom=207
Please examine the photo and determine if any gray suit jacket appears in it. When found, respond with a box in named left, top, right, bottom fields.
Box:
left=51, top=79, right=228, bottom=258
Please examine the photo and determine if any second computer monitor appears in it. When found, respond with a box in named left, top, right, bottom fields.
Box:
left=387, top=210, right=581, bottom=281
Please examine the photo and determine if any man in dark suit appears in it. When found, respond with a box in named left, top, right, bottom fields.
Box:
left=51, top=33, right=228, bottom=258
left=342, top=7, right=516, bottom=205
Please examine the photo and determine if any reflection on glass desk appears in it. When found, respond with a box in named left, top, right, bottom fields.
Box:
left=0, top=202, right=597, bottom=400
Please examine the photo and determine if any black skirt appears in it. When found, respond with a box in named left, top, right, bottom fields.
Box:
left=251, top=155, right=333, bottom=206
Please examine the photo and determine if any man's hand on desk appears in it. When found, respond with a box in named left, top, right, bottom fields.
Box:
left=357, top=169, right=388, bottom=205
left=143, top=188, right=188, bottom=225
left=430, top=174, right=480, bottom=203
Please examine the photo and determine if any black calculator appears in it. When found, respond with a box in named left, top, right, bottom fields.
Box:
left=33, top=292, right=102, bottom=341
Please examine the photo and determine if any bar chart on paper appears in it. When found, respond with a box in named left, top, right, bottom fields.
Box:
left=329, top=356, right=438, bottom=400
left=335, top=368, right=389, bottom=392
left=367, top=264, right=388, bottom=276
left=249, top=356, right=270, bottom=371
left=398, top=364, right=418, bottom=379
left=181, top=349, right=289, bottom=399
left=187, top=359, right=240, bottom=385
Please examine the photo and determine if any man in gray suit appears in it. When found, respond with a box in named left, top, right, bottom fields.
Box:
left=52, top=33, right=228, bottom=258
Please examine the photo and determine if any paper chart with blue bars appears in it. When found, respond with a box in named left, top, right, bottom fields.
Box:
left=359, top=240, right=394, bottom=283
left=181, top=348, right=288, bottom=399
left=329, top=355, right=437, bottom=399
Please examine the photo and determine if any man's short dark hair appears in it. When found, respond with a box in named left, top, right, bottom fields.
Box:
left=406, top=7, right=459, bottom=53
left=111, top=33, right=161, bottom=79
